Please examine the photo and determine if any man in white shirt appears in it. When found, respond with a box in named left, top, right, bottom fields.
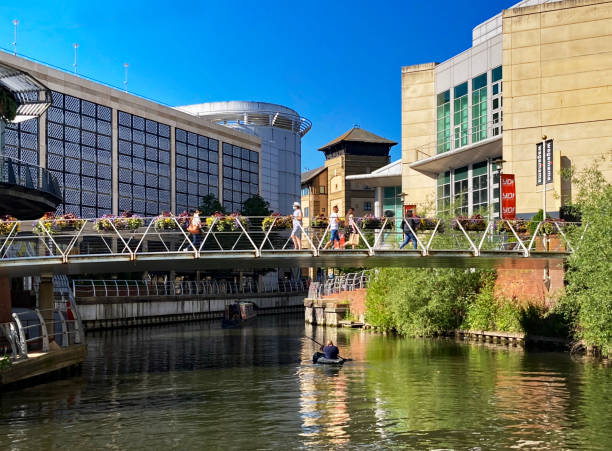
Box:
left=291, top=202, right=302, bottom=250
left=324, top=205, right=340, bottom=249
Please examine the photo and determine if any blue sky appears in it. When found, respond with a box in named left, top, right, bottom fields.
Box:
left=1, top=0, right=511, bottom=171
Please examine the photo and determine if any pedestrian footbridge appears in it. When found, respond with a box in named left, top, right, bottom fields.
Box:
left=0, top=216, right=582, bottom=276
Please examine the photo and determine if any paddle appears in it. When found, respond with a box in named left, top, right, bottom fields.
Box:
left=303, top=336, right=353, bottom=361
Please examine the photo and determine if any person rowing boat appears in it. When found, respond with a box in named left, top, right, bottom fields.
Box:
left=311, top=339, right=346, bottom=364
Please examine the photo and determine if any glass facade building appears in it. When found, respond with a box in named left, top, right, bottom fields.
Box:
left=175, top=128, right=219, bottom=214
left=222, top=143, right=259, bottom=213
left=47, top=92, right=113, bottom=217
left=0, top=53, right=262, bottom=220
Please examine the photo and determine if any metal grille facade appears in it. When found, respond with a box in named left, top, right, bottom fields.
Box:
left=175, top=128, right=220, bottom=213
left=4, top=119, right=38, bottom=165
left=118, top=111, right=171, bottom=216
left=46, top=91, right=112, bottom=217
left=222, top=143, right=259, bottom=213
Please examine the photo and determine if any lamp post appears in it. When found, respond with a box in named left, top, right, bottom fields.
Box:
left=492, top=158, right=505, bottom=221
left=123, top=63, right=129, bottom=92
left=73, top=43, right=79, bottom=74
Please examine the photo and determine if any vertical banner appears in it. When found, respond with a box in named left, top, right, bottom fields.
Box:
left=536, top=142, right=543, bottom=186
left=545, top=139, right=553, bottom=184
left=501, top=174, right=516, bottom=219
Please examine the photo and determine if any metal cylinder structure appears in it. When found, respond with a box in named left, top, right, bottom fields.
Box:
left=177, top=101, right=311, bottom=214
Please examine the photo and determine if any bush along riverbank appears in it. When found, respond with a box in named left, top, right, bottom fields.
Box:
left=365, top=268, right=570, bottom=346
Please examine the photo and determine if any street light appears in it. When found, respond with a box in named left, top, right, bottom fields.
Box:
left=491, top=158, right=506, bottom=220
left=12, top=19, right=18, bottom=55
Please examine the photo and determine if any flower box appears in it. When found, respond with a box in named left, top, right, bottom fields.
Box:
left=94, top=212, right=143, bottom=232
left=34, top=213, right=85, bottom=235
left=262, top=214, right=292, bottom=231
left=0, top=215, right=19, bottom=235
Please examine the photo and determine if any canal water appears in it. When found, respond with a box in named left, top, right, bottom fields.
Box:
left=1, top=315, right=611, bottom=450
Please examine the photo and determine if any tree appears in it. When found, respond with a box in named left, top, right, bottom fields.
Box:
left=241, top=194, right=271, bottom=216
left=199, top=194, right=225, bottom=215
left=560, top=155, right=612, bottom=354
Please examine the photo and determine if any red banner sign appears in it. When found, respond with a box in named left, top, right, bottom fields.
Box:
left=501, top=174, right=516, bottom=219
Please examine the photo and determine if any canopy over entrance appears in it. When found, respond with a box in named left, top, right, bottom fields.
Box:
left=0, top=61, right=52, bottom=123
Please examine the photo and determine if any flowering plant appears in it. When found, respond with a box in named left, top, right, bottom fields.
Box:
left=34, top=212, right=85, bottom=235
left=0, top=215, right=19, bottom=235
left=94, top=211, right=143, bottom=232
left=496, top=218, right=528, bottom=234
left=216, top=213, right=249, bottom=232
left=311, top=214, right=328, bottom=229
left=261, top=213, right=292, bottom=231
left=451, top=214, right=487, bottom=231
left=356, top=215, right=393, bottom=230
left=418, top=217, right=438, bottom=230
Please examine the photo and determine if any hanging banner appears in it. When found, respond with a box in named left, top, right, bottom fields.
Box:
left=536, top=142, right=543, bottom=186
left=501, top=174, right=516, bottom=219
left=545, top=139, right=553, bottom=184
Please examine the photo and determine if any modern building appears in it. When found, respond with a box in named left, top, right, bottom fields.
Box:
left=401, top=0, right=612, bottom=218
left=300, top=126, right=397, bottom=222
left=176, top=101, right=311, bottom=214
left=346, top=160, right=403, bottom=220
left=0, top=51, right=262, bottom=219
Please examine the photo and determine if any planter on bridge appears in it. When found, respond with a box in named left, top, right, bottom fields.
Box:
left=0, top=215, right=19, bottom=235
left=33, top=213, right=85, bottom=235
left=94, top=212, right=144, bottom=232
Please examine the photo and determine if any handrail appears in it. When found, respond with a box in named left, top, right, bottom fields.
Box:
left=72, top=277, right=310, bottom=298
left=0, top=155, right=62, bottom=199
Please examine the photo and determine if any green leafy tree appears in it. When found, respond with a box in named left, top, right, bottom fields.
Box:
left=560, top=155, right=612, bottom=354
left=241, top=194, right=271, bottom=216
left=199, top=194, right=226, bottom=215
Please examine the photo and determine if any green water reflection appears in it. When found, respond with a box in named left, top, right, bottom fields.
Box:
left=1, top=315, right=611, bottom=450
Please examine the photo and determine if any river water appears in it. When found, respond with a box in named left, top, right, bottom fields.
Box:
left=1, top=315, right=611, bottom=450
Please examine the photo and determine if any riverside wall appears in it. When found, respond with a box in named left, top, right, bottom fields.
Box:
left=77, top=293, right=305, bottom=330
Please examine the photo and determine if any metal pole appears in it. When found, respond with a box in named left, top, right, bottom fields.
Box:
left=12, top=20, right=18, bottom=55
left=73, top=43, right=79, bottom=73
left=542, top=137, right=547, bottom=219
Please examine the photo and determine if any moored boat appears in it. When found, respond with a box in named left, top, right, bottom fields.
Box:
left=222, top=302, right=257, bottom=328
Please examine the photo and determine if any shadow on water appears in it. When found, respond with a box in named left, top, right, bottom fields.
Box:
left=1, top=314, right=612, bottom=450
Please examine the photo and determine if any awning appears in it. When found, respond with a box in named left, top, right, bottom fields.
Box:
left=0, top=61, right=52, bottom=123
left=409, top=135, right=502, bottom=175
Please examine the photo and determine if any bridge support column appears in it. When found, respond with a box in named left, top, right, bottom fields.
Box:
left=0, top=277, right=11, bottom=323
left=39, top=275, right=55, bottom=340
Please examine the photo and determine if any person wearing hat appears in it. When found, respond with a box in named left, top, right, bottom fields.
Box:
left=291, top=202, right=303, bottom=250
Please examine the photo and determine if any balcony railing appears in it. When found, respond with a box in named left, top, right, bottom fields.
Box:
left=0, top=155, right=62, bottom=199
left=416, top=119, right=503, bottom=161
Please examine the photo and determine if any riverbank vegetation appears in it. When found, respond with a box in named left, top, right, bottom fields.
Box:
left=365, top=157, right=611, bottom=354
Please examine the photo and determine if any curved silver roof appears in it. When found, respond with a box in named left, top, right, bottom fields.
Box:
left=0, top=61, right=52, bottom=123
left=176, top=101, right=311, bottom=137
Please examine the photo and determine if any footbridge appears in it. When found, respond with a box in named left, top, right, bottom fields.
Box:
left=0, top=216, right=582, bottom=276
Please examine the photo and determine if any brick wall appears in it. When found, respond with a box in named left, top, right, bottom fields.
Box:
left=494, top=267, right=565, bottom=307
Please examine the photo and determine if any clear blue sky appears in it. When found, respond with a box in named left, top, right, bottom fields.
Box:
left=1, top=0, right=511, bottom=171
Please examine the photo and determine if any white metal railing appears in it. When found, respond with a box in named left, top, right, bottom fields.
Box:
left=308, top=270, right=372, bottom=300
left=1, top=305, right=84, bottom=361
left=72, top=278, right=309, bottom=298
left=0, top=216, right=581, bottom=269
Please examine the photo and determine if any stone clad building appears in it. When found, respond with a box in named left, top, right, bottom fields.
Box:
left=401, top=0, right=612, bottom=218
left=300, top=126, right=397, bottom=222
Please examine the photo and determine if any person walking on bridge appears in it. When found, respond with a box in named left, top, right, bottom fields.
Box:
left=324, top=205, right=341, bottom=249
left=400, top=210, right=419, bottom=250
left=291, top=202, right=303, bottom=250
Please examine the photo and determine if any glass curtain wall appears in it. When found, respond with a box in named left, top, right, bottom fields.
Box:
left=453, top=166, right=469, bottom=215
left=5, top=120, right=38, bottom=165
left=222, top=144, right=259, bottom=213
left=437, top=171, right=451, bottom=216
left=436, top=161, right=495, bottom=217
left=383, top=186, right=403, bottom=230
left=118, top=112, right=171, bottom=216
left=47, top=92, right=112, bottom=217
left=471, top=73, right=487, bottom=143
left=453, top=83, right=468, bottom=148
left=472, top=161, right=488, bottom=213
left=436, top=91, right=451, bottom=154
left=175, top=129, right=219, bottom=213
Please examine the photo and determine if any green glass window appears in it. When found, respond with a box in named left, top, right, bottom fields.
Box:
left=454, top=166, right=468, bottom=215
left=472, top=161, right=488, bottom=214
left=436, top=90, right=451, bottom=154
left=472, top=73, right=488, bottom=144
left=437, top=171, right=451, bottom=215
left=453, top=83, right=468, bottom=149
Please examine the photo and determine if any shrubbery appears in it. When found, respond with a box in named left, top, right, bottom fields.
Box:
left=365, top=267, right=491, bottom=336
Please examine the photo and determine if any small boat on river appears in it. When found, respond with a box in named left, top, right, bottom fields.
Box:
left=222, top=302, right=257, bottom=328
left=312, top=352, right=345, bottom=365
